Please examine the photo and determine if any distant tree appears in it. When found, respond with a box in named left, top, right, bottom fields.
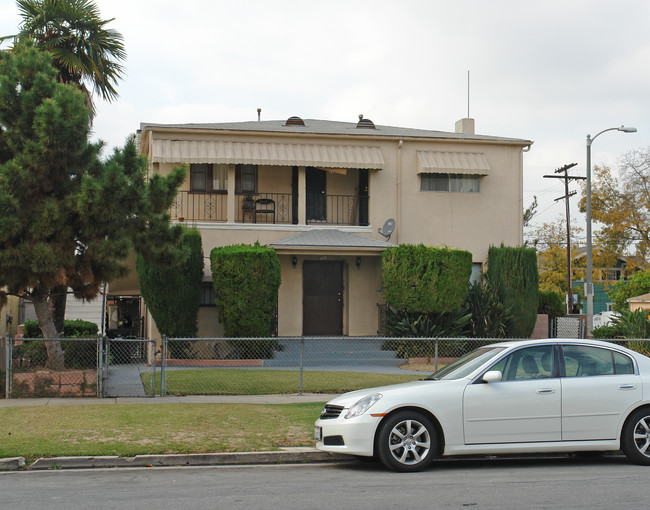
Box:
left=0, top=43, right=184, bottom=369
left=523, top=195, right=538, bottom=228
left=608, top=268, right=650, bottom=312
left=486, top=245, right=539, bottom=338
left=579, top=155, right=650, bottom=270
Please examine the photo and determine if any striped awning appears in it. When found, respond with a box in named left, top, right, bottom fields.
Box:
left=416, top=151, right=490, bottom=175
left=151, top=139, right=385, bottom=169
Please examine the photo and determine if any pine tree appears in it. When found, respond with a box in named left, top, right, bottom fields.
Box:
left=0, top=43, right=184, bottom=369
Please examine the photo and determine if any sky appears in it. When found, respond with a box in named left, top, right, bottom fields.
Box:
left=1, top=0, right=649, bottom=243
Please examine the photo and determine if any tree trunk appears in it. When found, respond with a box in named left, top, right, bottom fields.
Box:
left=31, top=295, right=65, bottom=371
left=51, top=285, right=67, bottom=335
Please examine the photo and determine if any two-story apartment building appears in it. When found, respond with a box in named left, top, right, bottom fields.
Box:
left=114, top=115, right=531, bottom=339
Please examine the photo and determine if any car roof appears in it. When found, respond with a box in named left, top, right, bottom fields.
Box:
left=488, top=337, right=634, bottom=351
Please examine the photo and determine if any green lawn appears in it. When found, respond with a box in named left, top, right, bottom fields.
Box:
left=142, top=369, right=421, bottom=396
left=0, top=403, right=324, bottom=462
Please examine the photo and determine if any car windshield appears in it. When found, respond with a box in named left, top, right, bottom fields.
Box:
left=425, top=346, right=506, bottom=381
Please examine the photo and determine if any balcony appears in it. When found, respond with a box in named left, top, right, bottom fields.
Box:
left=169, top=191, right=369, bottom=226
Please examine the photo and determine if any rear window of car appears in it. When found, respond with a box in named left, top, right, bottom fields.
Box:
left=562, top=345, right=635, bottom=377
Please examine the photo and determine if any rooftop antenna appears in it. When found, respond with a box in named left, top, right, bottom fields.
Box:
left=378, top=218, right=395, bottom=241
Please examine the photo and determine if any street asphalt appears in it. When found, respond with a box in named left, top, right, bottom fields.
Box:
left=0, top=394, right=349, bottom=471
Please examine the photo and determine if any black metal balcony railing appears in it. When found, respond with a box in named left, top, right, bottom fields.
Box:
left=307, top=194, right=369, bottom=226
left=236, top=193, right=295, bottom=224
left=169, top=191, right=369, bottom=226
left=169, top=191, right=227, bottom=222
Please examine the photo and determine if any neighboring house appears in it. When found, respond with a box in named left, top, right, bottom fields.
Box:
left=627, top=293, right=650, bottom=313
left=573, top=257, right=628, bottom=315
left=112, top=115, right=532, bottom=338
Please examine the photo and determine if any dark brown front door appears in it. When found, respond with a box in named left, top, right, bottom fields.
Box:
left=303, top=261, right=343, bottom=335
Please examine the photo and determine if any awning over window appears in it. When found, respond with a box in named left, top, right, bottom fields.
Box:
left=416, top=151, right=490, bottom=175
left=151, top=139, right=384, bottom=169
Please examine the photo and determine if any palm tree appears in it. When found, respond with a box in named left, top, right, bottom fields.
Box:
left=14, top=0, right=126, bottom=115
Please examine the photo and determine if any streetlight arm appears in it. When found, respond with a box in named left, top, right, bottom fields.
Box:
left=588, top=126, right=637, bottom=146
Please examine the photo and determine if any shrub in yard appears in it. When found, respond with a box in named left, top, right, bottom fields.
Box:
left=382, top=245, right=473, bottom=314
left=137, top=228, right=203, bottom=358
left=590, top=324, right=622, bottom=339
left=210, top=243, right=281, bottom=359
left=466, top=277, right=512, bottom=338
left=486, top=244, right=539, bottom=338
left=21, top=319, right=98, bottom=368
left=538, top=291, right=566, bottom=319
left=383, top=307, right=472, bottom=358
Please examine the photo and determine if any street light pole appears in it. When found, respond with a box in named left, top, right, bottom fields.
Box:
left=585, top=125, right=636, bottom=334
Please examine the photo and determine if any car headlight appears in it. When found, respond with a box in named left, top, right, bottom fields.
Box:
left=345, top=393, right=382, bottom=419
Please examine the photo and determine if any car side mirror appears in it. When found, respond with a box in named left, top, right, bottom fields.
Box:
left=482, top=370, right=503, bottom=383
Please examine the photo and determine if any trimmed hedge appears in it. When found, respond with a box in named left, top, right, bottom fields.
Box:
left=486, top=245, right=539, bottom=338
left=210, top=243, right=281, bottom=339
left=23, top=319, right=98, bottom=338
left=136, top=228, right=203, bottom=357
left=382, top=245, right=473, bottom=314
left=20, top=319, right=99, bottom=368
left=538, top=291, right=566, bottom=319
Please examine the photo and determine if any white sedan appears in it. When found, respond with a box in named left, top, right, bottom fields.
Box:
left=314, top=338, right=650, bottom=472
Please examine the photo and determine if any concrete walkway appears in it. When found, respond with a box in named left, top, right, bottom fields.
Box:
left=0, top=393, right=339, bottom=407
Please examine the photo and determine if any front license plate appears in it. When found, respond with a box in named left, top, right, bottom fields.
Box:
left=314, top=426, right=322, bottom=441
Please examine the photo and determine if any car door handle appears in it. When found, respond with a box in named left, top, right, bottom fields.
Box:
left=536, top=388, right=556, bottom=394
left=619, top=384, right=636, bottom=390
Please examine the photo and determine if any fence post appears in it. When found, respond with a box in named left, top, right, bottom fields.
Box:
left=298, top=336, right=305, bottom=395
left=97, top=336, right=104, bottom=398
left=434, top=339, right=439, bottom=372
left=161, top=335, right=167, bottom=397
left=152, top=339, right=157, bottom=398
left=5, top=333, right=11, bottom=399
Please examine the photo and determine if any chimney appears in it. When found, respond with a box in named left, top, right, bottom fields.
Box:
left=455, top=118, right=475, bottom=135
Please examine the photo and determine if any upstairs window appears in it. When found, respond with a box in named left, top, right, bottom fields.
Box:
left=190, top=164, right=228, bottom=192
left=420, top=173, right=481, bottom=193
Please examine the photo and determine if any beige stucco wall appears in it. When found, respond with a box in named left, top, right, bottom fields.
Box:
left=123, top=125, right=528, bottom=339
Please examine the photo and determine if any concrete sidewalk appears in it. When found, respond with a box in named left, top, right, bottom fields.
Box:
left=0, top=393, right=339, bottom=407
left=0, top=394, right=345, bottom=471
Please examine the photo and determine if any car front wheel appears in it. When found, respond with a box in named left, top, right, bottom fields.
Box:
left=376, top=411, right=436, bottom=472
left=622, top=408, right=650, bottom=466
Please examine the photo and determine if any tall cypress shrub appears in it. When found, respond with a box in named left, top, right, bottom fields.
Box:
left=486, top=244, right=539, bottom=338
left=136, top=228, right=203, bottom=355
left=210, top=243, right=281, bottom=338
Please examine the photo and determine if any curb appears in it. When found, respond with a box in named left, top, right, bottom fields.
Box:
left=2, top=449, right=350, bottom=471
left=0, top=457, right=25, bottom=470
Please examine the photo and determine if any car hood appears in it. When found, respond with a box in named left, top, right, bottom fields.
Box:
left=325, top=378, right=458, bottom=408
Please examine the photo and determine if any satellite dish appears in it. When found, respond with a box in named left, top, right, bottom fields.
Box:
left=378, top=218, right=395, bottom=241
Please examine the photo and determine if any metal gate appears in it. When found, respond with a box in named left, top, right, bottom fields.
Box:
left=101, top=338, right=157, bottom=397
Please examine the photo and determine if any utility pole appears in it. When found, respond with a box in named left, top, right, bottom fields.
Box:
left=543, top=163, right=585, bottom=314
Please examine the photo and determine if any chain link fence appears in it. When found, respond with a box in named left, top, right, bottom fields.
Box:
left=3, top=334, right=156, bottom=399
left=3, top=334, right=650, bottom=399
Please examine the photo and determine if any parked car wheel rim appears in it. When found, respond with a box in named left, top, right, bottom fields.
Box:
left=387, top=418, right=431, bottom=466
left=632, top=415, right=650, bottom=458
